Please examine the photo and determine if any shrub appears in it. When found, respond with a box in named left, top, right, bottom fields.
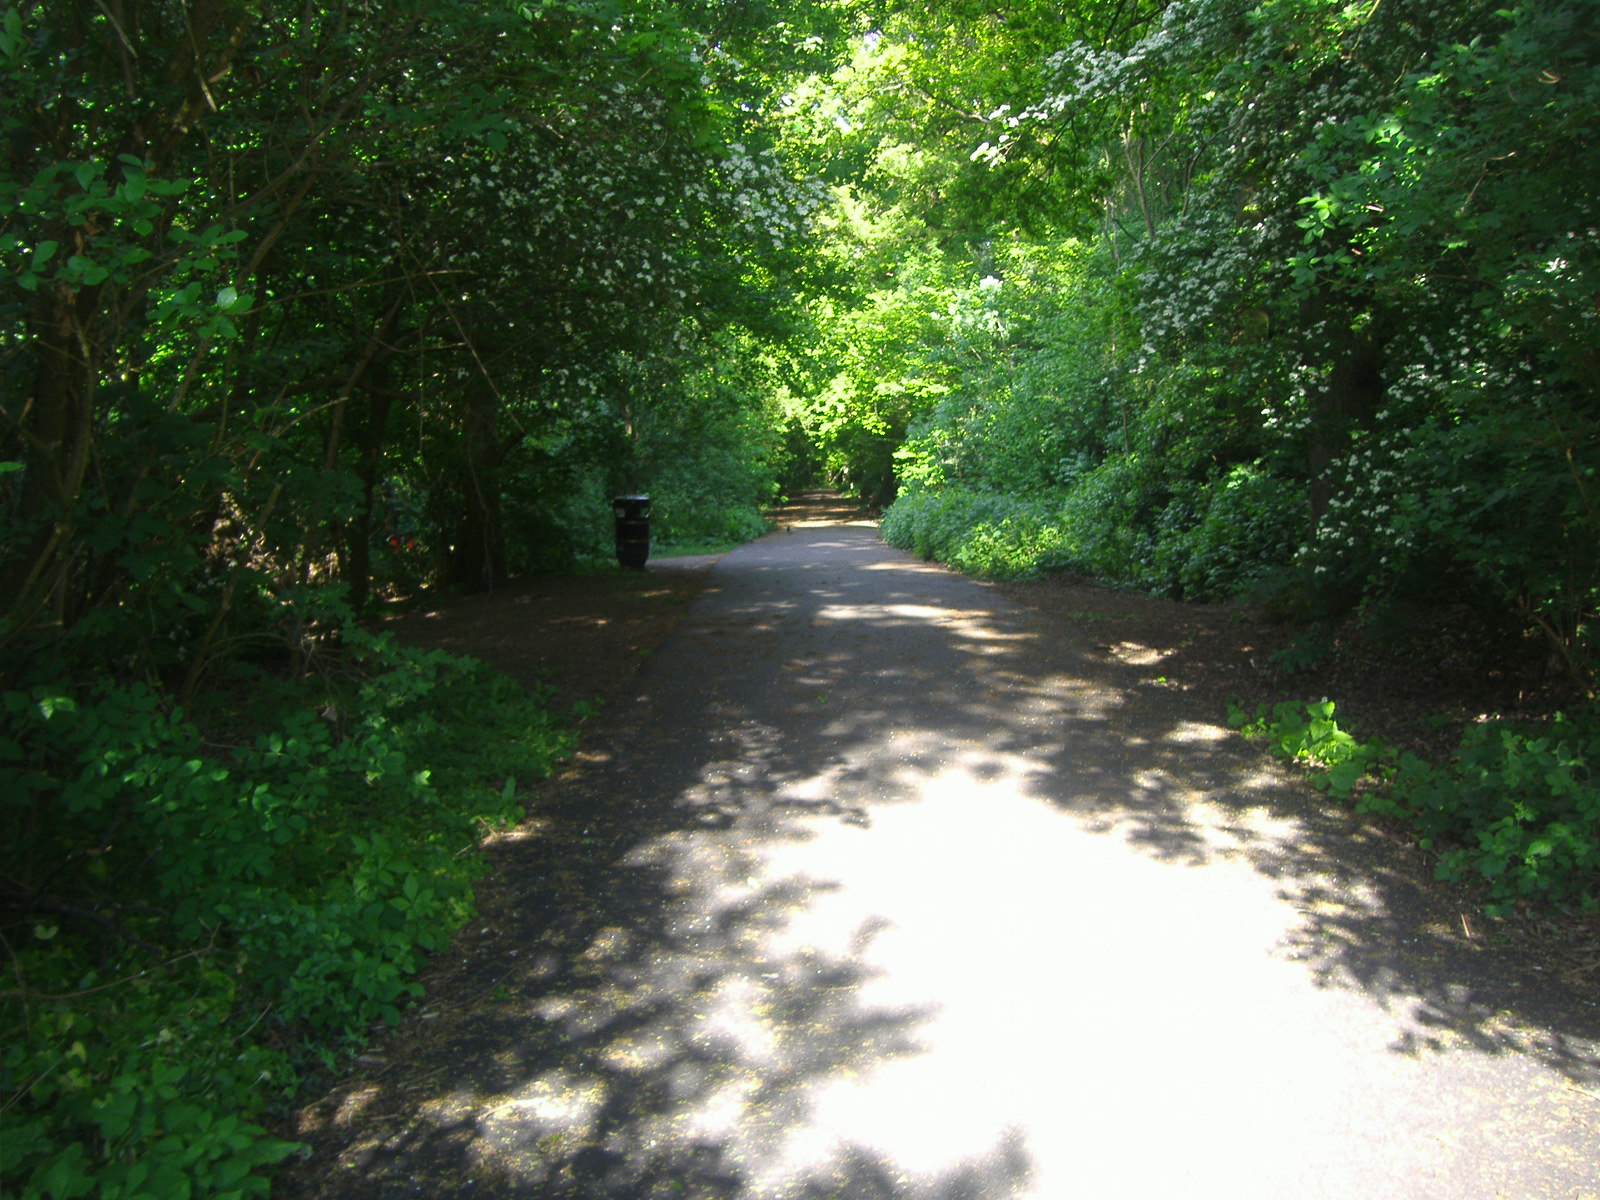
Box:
left=1151, top=464, right=1305, bottom=600
left=1, top=633, right=571, bottom=1200
left=881, top=486, right=1070, bottom=578
left=1230, top=698, right=1600, bottom=914
left=1385, top=711, right=1600, bottom=911
left=1052, top=456, right=1160, bottom=587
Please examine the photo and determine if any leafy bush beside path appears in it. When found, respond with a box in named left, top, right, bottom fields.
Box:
left=1231, top=699, right=1600, bottom=915
left=1, top=633, right=570, bottom=1200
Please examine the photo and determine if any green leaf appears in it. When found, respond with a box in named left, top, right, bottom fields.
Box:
left=91, top=1089, right=140, bottom=1143
left=32, top=1141, right=95, bottom=1200
left=0, top=7, right=22, bottom=60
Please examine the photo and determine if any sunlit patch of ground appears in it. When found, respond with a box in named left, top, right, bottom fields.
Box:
left=286, top=497, right=1600, bottom=1200
left=458, top=706, right=1597, bottom=1198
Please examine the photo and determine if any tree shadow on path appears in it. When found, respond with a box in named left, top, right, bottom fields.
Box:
left=285, top=506, right=1600, bottom=1200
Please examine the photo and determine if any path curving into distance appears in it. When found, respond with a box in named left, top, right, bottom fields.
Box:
left=292, top=508, right=1600, bottom=1200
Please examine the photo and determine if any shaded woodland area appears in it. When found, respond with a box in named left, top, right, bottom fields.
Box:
left=2, top=0, right=1596, bottom=1195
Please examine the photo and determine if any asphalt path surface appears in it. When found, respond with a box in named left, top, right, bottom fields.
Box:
left=298, top=515, right=1600, bottom=1199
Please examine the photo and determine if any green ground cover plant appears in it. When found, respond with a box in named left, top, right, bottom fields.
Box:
left=1229, top=699, right=1600, bottom=916
left=1, top=633, right=571, bottom=1200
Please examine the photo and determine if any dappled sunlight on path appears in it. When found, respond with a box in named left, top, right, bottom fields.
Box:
left=292, top=515, right=1600, bottom=1200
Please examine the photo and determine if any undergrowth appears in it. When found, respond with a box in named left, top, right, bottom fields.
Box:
left=879, top=468, right=1297, bottom=595
left=879, top=487, right=1075, bottom=580
left=1229, top=698, right=1600, bottom=915
left=1, top=630, right=572, bottom=1200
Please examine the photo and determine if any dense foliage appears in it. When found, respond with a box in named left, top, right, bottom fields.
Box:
left=1233, top=698, right=1600, bottom=914
left=797, top=0, right=1598, bottom=904
left=5, top=0, right=1598, bottom=1192
left=1, top=1, right=852, bottom=1195
left=2, top=0, right=838, bottom=635
left=2, top=630, right=570, bottom=1198
left=800, top=1, right=1597, bottom=694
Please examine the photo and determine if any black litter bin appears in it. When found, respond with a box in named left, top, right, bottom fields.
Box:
left=613, top=494, right=651, bottom=569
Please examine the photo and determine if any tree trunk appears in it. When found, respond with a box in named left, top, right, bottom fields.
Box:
left=1303, top=296, right=1387, bottom=535
left=343, top=379, right=394, bottom=613
left=445, top=379, right=510, bottom=594
left=1, top=289, right=99, bottom=628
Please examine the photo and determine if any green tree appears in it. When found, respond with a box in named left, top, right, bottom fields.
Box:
left=874, top=0, right=1598, bottom=683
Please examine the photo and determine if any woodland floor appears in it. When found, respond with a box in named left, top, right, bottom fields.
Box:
left=371, top=491, right=1597, bottom=1017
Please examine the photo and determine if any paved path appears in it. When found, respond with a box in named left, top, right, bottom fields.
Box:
left=300, top=519, right=1600, bottom=1199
